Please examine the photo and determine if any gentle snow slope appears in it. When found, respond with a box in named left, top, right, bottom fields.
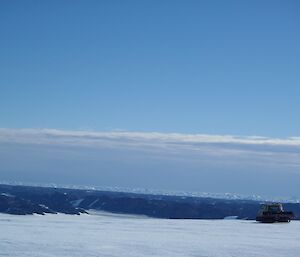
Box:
left=0, top=211, right=299, bottom=257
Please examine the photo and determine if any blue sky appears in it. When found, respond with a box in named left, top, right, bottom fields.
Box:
left=1, top=0, right=300, bottom=136
left=0, top=1, right=300, bottom=197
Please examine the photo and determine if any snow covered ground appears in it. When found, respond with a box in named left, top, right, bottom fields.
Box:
left=1, top=211, right=299, bottom=257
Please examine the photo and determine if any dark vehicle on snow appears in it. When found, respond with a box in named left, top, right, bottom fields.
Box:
left=256, top=203, right=294, bottom=223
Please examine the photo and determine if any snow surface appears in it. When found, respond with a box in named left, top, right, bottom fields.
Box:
left=1, top=211, right=300, bottom=257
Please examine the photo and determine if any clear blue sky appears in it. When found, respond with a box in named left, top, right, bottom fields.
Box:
left=1, top=0, right=300, bottom=137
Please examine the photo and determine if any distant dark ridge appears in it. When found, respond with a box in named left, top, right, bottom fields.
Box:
left=0, top=184, right=299, bottom=220
left=1, top=181, right=298, bottom=203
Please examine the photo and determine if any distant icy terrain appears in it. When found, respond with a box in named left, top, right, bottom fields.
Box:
left=2, top=181, right=299, bottom=203
left=1, top=212, right=300, bottom=257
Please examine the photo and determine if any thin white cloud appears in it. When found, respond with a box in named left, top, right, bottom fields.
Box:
left=0, top=128, right=300, bottom=169
left=1, top=128, right=300, bottom=146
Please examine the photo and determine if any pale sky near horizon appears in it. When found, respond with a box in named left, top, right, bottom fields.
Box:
left=0, top=1, right=300, bottom=198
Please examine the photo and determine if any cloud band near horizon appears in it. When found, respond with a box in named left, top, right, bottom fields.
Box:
left=0, top=128, right=300, bottom=167
left=1, top=128, right=300, bottom=197
left=1, top=128, right=300, bottom=146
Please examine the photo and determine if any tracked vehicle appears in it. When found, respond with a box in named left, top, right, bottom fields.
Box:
left=256, top=203, right=294, bottom=223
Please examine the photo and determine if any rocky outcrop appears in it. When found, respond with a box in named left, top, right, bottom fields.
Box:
left=0, top=193, right=54, bottom=215
left=0, top=186, right=87, bottom=215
